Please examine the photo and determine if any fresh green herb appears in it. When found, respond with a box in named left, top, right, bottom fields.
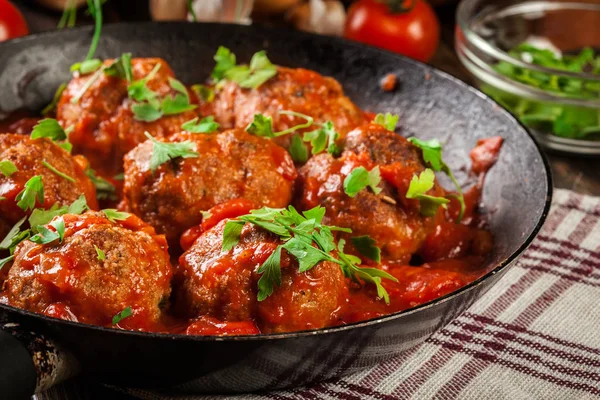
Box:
left=112, top=306, right=133, bottom=325
left=405, top=169, right=450, bottom=217
left=68, top=194, right=89, bottom=214
left=350, top=235, right=381, bottom=263
left=70, top=66, right=105, bottom=104
left=94, top=245, right=105, bottom=261
left=104, top=53, right=133, bottom=81
left=211, top=47, right=277, bottom=89
left=246, top=110, right=314, bottom=138
left=85, top=168, right=116, bottom=200
left=489, top=44, right=600, bottom=139
left=0, top=217, right=27, bottom=250
left=0, top=160, right=17, bottom=177
left=127, top=63, right=162, bottom=103
left=187, top=0, right=197, bottom=22
left=222, top=205, right=397, bottom=302
left=70, top=58, right=103, bottom=75
left=302, top=121, right=340, bottom=156
left=191, top=84, right=215, bottom=103
left=289, top=134, right=309, bottom=163
left=42, top=161, right=76, bottom=183
left=15, top=176, right=44, bottom=211
left=113, top=173, right=124, bottom=181
left=373, top=113, right=399, bottom=131
left=181, top=116, right=220, bottom=134
left=30, top=217, right=65, bottom=245
left=408, top=138, right=465, bottom=222
left=85, top=0, right=103, bottom=61
left=343, top=166, right=383, bottom=198
left=162, top=78, right=197, bottom=115
left=27, top=196, right=88, bottom=233
left=144, top=132, right=199, bottom=172
left=42, top=83, right=67, bottom=116
left=31, top=119, right=68, bottom=142
left=0, top=255, right=14, bottom=271
left=102, top=209, right=131, bottom=223
left=131, top=103, right=163, bottom=122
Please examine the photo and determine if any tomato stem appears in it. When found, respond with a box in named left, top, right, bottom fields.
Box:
left=380, top=0, right=417, bottom=14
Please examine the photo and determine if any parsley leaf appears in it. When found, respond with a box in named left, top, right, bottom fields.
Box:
left=42, top=161, right=76, bottom=183
left=112, top=306, right=133, bottom=325
left=246, top=110, right=314, bottom=138
left=162, top=78, right=197, bottom=115
left=0, top=217, right=27, bottom=250
left=42, top=83, right=67, bottom=116
left=68, top=195, right=89, bottom=214
left=0, top=160, right=17, bottom=177
left=256, top=247, right=282, bottom=301
left=406, top=169, right=450, bottom=216
left=373, top=113, right=399, bottom=131
left=131, top=103, right=163, bottom=122
left=103, top=209, right=131, bottom=223
left=94, top=245, right=105, bottom=261
left=303, top=121, right=339, bottom=156
left=31, top=119, right=68, bottom=142
left=191, top=84, right=215, bottom=103
left=104, top=53, right=133, bottom=81
left=144, top=132, right=199, bottom=172
left=351, top=236, right=381, bottom=263
left=409, top=138, right=465, bottom=222
left=128, top=63, right=162, bottom=102
left=182, top=116, right=220, bottom=134
left=289, top=134, right=309, bottom=163
left=222, top=220, right=245, bottom=252
left=212, top=46, right=237, bottom=82
left=30, top=217, right=65, bottom=245
left=29, top=204, right=66, bottom=230
left=0, top=255, right=14, bottom=271
left=85, top=168, right=116, bottom=201
left=71, top=58, right=103, bottom=75
left=15, top=176, right=44, bottom=211
left=343, top=166, right=383, bottom=197
left=212, top=47, right=278, bottom=89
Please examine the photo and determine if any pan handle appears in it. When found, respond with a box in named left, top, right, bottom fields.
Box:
left=0, top=322, right=78, bottom=399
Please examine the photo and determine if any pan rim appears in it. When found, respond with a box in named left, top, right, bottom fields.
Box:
left=0, top=21, right=553, bottom=341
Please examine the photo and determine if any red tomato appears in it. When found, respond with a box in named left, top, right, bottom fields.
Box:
left=0, top=0, right=28, bottom=41
left=344, top=0, right=440, bottom=62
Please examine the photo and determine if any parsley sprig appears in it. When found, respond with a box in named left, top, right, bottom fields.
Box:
left=112, top=306, right=133, bottom=325
left=246, top=110, right=314, bottom=138
left=344, top=166, right=383, bottom=198
left=85, top=168, right=116, bottom=201
left=406, top=169, right=450, bottom=216
left=15, top=176, right=44, bottom=211
left=31, top=119, right=73, bottom=152
left=408, top=138, right=466, bottom=222
left=373, top=113, right=399, bottom=131
left=70, top=53, right=133, bottom=104
left=212, top=47, right=278, bottom=89
left=303, top=121, right=340, bottom=156
left=181, top=116, right=220, bottom=134
left=144, top=132, right=199, bottom=172
left=222, top=206, right=397, bottom=303
left=0, top=161, right=17, bottom=177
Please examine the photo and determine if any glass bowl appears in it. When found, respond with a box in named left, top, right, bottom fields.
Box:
left=456, top=0, right=600, bottom=155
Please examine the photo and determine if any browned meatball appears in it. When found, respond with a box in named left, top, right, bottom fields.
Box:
left=198, top=67, right=365, bottom=149
left=176, top=220, right=347, bottom=333
left=57, top=58, right=198, bottom=176
left=0, top=134, right=98, bottom=228
left=123, top=129, right=296, bottom=246
left=5, top=212, right=172, bottom=329
left=297, top=124, right=439, bottom=263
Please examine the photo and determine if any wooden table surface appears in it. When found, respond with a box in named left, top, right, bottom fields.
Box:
left=7, top=1, right=598, bottom=399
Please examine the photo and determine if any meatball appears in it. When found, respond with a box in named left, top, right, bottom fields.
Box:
left=57, top=58, right=198, bottom=176
left=5, top=212, right=172, bottom=328
left=123, top=129, right=296, bottom=246
left=0, top=134, right=98, bottom=228
left=176, top=220, right=347, bottom=333
left=199, top=67, right=365, bottom=149
left=297, top=124, right=439, bottom=263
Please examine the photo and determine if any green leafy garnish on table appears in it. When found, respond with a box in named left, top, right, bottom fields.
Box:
left=489, top=43, right=600, bottom=139
left=221, top=205, right=396, bottom=303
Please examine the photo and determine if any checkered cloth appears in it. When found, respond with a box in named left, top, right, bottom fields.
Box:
left=44, top=188, right=600, bottom=400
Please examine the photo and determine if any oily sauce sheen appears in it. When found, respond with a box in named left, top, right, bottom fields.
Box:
left=0, top=57, right=502, bottom=336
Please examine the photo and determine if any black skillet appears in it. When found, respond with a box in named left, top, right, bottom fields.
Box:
left=0, top=22, right=551, bottom=399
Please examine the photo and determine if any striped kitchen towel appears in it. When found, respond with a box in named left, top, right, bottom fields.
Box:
left=40, top=188, right=600, bottom=400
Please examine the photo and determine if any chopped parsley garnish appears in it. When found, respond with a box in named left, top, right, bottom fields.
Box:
left=351, top=235, right=381, bottom=263
left=162, top=78, right=197, bottom=115
left=489, top=44, right=600, bottom=139
left=181, top=116, right=220, bottom=134
left=85, top=168, right=116, bottom=201
left=343, top=166, right=383, bottom=198
left=42, top=161, right=76, bottom=183
left=246, top=110, right=314, bottom=138
left=222, top=205, right=396, bottom=303
left=128, top=63, right=162, bottom=103
left=42, top=83, right=67, bottom=116
left=15, top=176, right=44, bottom=211
left=104, top=53, right=133, bottom=81
left=191, top=84, right=215, bottom=103
left=0, top=160, right=17, bottom=177
left=94, top=245, right=105, bottom=261
left=303, top=120, right=340, bottom=156
left=144, top=132, right=199, bottom=172
left=31, top=119, right=68, bottom=142
left=373, top=113, right=399, bottom=131
left=289, top=134, right=309, bottom=163
left=102, top=209, right=131, bottom=223
left=211, top=47, right=278, bottom=89
left=408, top=137, right=465, bottom=222
left=112, top=306, right=133, bottom=325
left=0, top=217, right=27, bottom=250
left=28, top=195, right=88, bottom=230
left=131, top=103, right=163, bottom=122
left=405, top=169, right=450, bottom=217
left=30, top=217, right=65, bottom=245
left=0, top=255, right=14, bottom=271
left=71, top=59, right=103, bottom=75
